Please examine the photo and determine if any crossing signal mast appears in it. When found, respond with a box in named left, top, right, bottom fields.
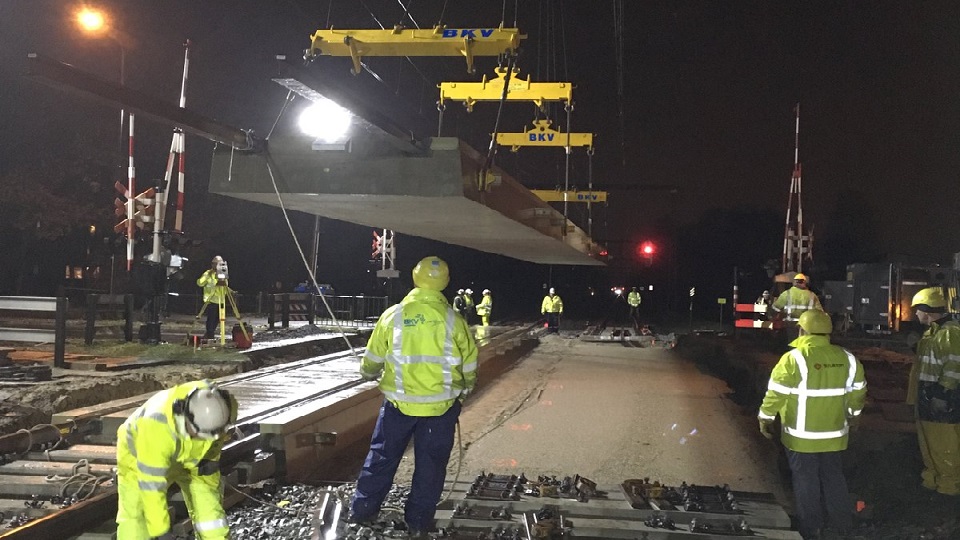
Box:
left=782, top=103, right=813, bottom=274
left=372, top=229, right=399, bottom=279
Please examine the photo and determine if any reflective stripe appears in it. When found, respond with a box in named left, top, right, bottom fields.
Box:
left=783, top=426, right=847, bottom=439
left=943, top=370, right=960, bottom=381
left=382, top=389, right=457, bottom=403
left=920, top=353, right=943, bottom=366
left=137, top=461, right=168, bottom=477
left=919, top=373, right=940, bottom=382
left=767, top=380, right=844, bottom=397
left=848, top=381, right=866, bottom=390
left=363, top=352, right=385, bottom=365
left=768, top=381, right=794, bottom=395
left=393, top=354, right=460, bottom=366
left=144, top=412, right=169, bottom=424
left=126, top=431, right=137, bottom=458
left=194, top=518, right=227, bottom=532
left=138, top=480, right=168, bottom=492
left=758, top=412, right=776, bottom=421
left=462, top=362, right=477, bottom=374
left=792, top=349, right=810, bottom=432
left=391, top=308, right=405, bottom=394
left=848, top=408, right=862, bottom=417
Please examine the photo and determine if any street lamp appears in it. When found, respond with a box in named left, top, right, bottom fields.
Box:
left=75, top=4, right=129, bottom=289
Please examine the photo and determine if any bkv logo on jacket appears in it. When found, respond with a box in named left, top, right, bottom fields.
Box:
left=403, top=314, right=426, bottom=327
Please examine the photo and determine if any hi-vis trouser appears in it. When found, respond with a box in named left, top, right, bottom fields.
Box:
left=117, top=434, right=228, bottom=539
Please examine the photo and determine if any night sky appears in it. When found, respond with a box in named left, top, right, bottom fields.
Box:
left=1, top=1, right=959, bottom=317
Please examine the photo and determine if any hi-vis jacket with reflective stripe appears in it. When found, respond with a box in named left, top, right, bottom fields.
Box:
left=759, top=335, right=867, bottom=453
left=541, top=294, right=563, bottom=314
left=627, top=291, right=641, bottom=308
left=196, top=270, right=226, bottom=304
left=908, top=319, right=960, bottom=423
left=771, top=287, right=823, bottom=321
left=117, top=381, right=227, bottom=538
left=361, top=288, right=479, bottom=417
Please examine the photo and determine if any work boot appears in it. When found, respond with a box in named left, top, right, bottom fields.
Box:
left=407, top=530, right=429, bottom=539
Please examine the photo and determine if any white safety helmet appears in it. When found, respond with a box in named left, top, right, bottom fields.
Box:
left=457, top=288, right=465, bottom=294
left=181, top=385, right=236, bottom=439
left=549, top=287, right=556, bottom=295
left=465, top=288, right=473, bottom=294
left=482, top=289, right=491, bottom=295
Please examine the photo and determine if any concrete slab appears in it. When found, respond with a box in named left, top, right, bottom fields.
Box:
left=210, top=136, right=605, bottom=266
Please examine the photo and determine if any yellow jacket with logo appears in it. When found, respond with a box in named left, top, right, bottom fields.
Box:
left=117, top=380, right=229, bottom=538
left=541, top=294, right=563, bottom=314
left=360, top=288, right=479, bottom=416
left=758, top=335, right=867, bottom=452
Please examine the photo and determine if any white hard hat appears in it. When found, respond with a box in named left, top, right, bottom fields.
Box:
left=465, top=288, right=473, bottom=294
left=549, top=287, right=556, bottom=294
left=457, top=289, right=464, bottom=294
left=182, top=386, right=235, bottom=439
left=482, top=289, right=491, bottom=295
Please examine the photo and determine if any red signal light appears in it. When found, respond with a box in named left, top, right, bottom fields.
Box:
left=640, top=241, right=655, bottom=256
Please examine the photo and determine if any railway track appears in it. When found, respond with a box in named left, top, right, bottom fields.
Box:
left=0, top=325, right=540, bottom=539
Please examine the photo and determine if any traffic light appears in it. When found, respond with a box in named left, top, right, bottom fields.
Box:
left=640, top=241, right=656, bottom=257
left=114, top=183, right=156, bottom=235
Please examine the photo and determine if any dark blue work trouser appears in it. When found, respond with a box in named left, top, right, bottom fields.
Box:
left=545, top=312, right=560, bottom=332
left=351, top=399, right=461, bottom=531
left=786, top=449, right=852, bottom=539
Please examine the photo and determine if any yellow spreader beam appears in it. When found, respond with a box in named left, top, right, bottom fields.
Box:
left=440, top=67, right=574, bottom=112
left=307, top=26, right=524, bottom=74
left=496, top=119, right=593, bottom=152
left=531, top=190, right=607, bottom=203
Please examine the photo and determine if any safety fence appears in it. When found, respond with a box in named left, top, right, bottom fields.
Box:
left=264, top=294, right=388, bottom=329
left=0, top=296, right=68, bottom=368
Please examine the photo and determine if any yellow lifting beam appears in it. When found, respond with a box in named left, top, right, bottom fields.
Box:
left=531, top=190, right=608, bottom=203
left=496, top=119, right=593, bottom=152
left=306, top=25, right=524, bottom=74
left=439, top=67, right=574, bottom=112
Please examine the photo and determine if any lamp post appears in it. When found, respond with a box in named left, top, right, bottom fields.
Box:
left=76, top=5, right=131, bottom=289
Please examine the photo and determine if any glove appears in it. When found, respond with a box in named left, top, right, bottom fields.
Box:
left=847, top=415, right=861, bottom=433
left=360, top=371, right=379, bottom=382
left=931, top=397, right=950, bottom=414
left=758, top=418, right=774, bottom=440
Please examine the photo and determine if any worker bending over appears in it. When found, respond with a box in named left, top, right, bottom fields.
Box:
left=350, top=256, right=478, bottom=537
left=758, top=310, right=866, bottom=540
left=476, top=289, right=493, bottom=326
left=541, top=287, right=563, bottom=333
left=908, top=287, right=960, bottom=496
left=116, top=380, right=238, bottom=540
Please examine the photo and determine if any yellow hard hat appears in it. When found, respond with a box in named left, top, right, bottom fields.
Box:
left=797, top=310, right=832, bottom=334
left=793, top=273, right=808, bottom=282
left=912, top=287, right=946, bottom=310
left=412, top=256, right=449, bottom=291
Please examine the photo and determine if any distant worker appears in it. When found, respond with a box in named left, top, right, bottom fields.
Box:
left=196, top=256, right=227, bottom=340
left=772, top=273, right=823, bottom=322
left=350, top=256, right=478, bottom=537
left=116, top=380, right=237, bottom=540
left=463, top=288, right=476, bottom=324
left=758, top=310, right=866, bottom=540
left=452, top=288, right=466, bottom=316
left=627, top=286, right=642, bottom=324
left=541, top=287, right=564, bottom=333
left=476, top=289, right=493, bottom=326
left=908, top=287, right=960, bottom=496
left=756, top=290, right=772, bottom=306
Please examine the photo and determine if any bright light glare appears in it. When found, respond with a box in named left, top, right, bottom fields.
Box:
left=298, top=99, right=352, bottom=142
left=76, top=7, right=107, bottom=33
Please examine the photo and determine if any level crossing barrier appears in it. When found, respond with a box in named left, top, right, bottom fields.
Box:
left=0, top=296, right=68, bottom=368
left=266, top=294, right=389, bottom=329
left=734, top=303, right=784, bottom=331
left=83, top=294, right=135, bottom=344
